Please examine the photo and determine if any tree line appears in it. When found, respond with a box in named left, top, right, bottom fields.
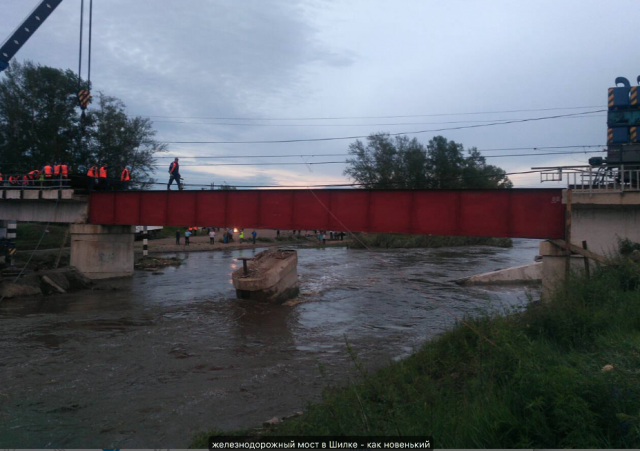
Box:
left=344, top=134, right=512, bottom=189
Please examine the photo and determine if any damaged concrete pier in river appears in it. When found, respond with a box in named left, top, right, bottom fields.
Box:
left=232, top=249, right=299, bottom=303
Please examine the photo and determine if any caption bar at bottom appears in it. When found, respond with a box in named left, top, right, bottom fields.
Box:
left=209, top=436, right=433, bottom=450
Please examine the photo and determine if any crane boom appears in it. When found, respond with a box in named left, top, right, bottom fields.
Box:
left=0, top=0, right=64, bottom=72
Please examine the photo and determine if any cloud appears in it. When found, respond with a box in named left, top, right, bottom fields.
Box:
left=2, top=0, right=638, bottom=188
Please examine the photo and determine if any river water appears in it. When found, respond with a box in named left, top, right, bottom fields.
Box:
left=0, top=240, right=540, bottom=448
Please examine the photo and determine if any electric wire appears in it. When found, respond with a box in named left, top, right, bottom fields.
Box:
left=151, top=114, right=605, bottom=127
left=154, top=144, right=606, bottom=159
left=141, top=105, right=605, bottom=121
left=143, top=169, right=546, bottom=189
left=154, top=150, right=602, bottom=167
left=158, top=110, right=606, bottom=144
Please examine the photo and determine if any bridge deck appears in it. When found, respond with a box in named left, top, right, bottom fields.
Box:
left=88, top=189, right=565, bottom=239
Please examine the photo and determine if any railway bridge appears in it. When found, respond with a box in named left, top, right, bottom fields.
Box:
left=0, top=188, right=638, bottom=291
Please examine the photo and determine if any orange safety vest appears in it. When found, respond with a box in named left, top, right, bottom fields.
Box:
left=188, top=227, right=193, bottom=231
left=0, top=173, right=3, bottom=182
left=99, top=166, right=107, bottom=179
left=22, top=175, right=29, bottom=185
left=61, top=165, right=69, bottom=177
left=120, top=168, right=130, bottom=181
left=54, top=164, right=61, bottom=176
left=9, top=175, right=18, bottom=185
left=28, top=170, right=40, bottom=180
left=169, top=161, right=178, bottom=173
left=43, top=165, right=53, bottom=178
left=87, top=166, right=97, bottom=177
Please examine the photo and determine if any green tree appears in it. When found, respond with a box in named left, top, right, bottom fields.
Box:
left=0, top=60, right=165, bottom=186
left=344, top=133, right=512, bottom=189
left=0, top=61, right=83, bottom=173
left=87, top=93, right=166, bottom=187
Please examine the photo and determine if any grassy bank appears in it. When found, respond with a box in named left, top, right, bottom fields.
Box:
left=192, top=260, right=640, bottom=448
left=348, top=233, right=512, bottom=249
left=13, top=224, right=69, bottom=250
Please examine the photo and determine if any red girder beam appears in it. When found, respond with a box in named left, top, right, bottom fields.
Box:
left=88, top=189, right=565, bottom=239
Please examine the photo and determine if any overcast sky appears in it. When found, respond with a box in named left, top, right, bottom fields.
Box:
left=2, top=0, right=639, bottom=188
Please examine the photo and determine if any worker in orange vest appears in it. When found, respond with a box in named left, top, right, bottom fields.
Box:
left=120, top=166, right=131, bottom=190
left=167, top=158, right=181, bottom=190
left=21, top=174, right=29, bottom=186
left=60, top=163, right=69, bottom=186
left=27, top=169, right=40, bottom=187
left=98, top=165, right=109, bottom=190
left=0, top=173, right=3, bottom=186
left=8, top=175, right=18, bottom=187
left=43, top=164, right=53, bottom=186
left=87, top=164, right=98, bottom=191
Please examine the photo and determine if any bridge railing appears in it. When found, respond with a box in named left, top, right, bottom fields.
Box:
left=0, top=178, right=72, bottom=190
left=539, top=165, right=640, bottom=194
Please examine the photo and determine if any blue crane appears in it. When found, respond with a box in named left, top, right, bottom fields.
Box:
left=0, top=0, right=64, bottom=72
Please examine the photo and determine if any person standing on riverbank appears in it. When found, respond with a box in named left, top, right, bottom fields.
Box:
left=252, top=230, right=257, bottom=244
left=209, top=229, right=215, bottom=245
left=322, top=232, right=327, bottom=245
left=239, top=230, right=244, bottom=243
left=185, top=229, right=191, bottom=246
left=175, top=230, right=180, bottom=245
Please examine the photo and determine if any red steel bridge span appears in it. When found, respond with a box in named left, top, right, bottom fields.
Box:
left=88, top=189, right=565, bottom=239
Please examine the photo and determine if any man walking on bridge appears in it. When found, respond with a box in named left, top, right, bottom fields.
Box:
left=168, top=158, right=181, bottom=190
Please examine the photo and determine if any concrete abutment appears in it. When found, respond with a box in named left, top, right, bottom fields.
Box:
left=69, top=224, right=135, bottom=279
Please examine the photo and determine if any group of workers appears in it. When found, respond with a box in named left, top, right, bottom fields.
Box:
left=86, top=164, right=131, bottom=190
left=0, top=163, right=70, bottom=187
left=0, top=163, right=134, bottom=191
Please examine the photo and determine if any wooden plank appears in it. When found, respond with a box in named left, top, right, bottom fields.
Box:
left=549, top=239, right=607, bottom=264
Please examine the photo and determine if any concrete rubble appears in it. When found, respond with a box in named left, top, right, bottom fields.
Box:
left=232, top=248, right=299, bottom=303
left=0, top=268, right=92, bottom=299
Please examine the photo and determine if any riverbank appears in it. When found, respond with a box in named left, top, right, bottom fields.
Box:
left=192, top=259, right=640, bottom=448
left=348, top=233, right=512, bottom=249
left=134, top=232, right=350, bottom=254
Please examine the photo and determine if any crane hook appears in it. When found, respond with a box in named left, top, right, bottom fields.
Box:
left=615, top=77, right=631, bottom=88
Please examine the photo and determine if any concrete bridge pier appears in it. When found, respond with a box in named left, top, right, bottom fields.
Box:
left=70, top=224, right=135, bottom=279
left=539, top=241, right=591, bottom=299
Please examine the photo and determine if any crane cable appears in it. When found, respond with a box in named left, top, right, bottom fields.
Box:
left=77, top=0, right=93, bottom=118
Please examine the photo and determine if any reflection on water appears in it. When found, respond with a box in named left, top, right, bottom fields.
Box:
left=0, top=240, right=540, bottom=448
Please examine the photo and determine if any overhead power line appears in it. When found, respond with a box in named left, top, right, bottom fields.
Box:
left=155, top=145, right=605, bottom=159
left=158, top=110, right=606, bottom=145
left=159, top=150, right=602, bottom=167
left=145, top=169, right=546, bottom=189
left=141, top=105, right=604, bottom=121
left=152, top=113, right=605, bottom=127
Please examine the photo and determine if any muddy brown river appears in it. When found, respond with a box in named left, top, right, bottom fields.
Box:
left=0, top=240, right=540, bottom=448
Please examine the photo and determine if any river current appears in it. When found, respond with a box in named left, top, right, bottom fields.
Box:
left=0, top=240, right=540, bottom=448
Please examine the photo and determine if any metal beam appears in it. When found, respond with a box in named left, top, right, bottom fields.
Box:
left=88, top=189, right=565, bottom=239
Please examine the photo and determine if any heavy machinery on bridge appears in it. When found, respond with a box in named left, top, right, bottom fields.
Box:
left=0, top=0, right=63, bottom=73
left=1, top=0, right=92, bottom=110
left=538, top=76, right=640, bottom=191
left=587, top=76, right=640, bottom=187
